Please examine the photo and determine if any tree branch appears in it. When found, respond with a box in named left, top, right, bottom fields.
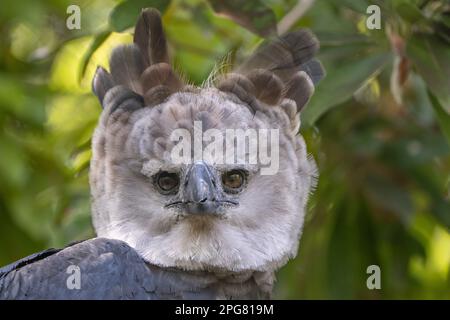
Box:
left=277, top=0, right=316, bottom=35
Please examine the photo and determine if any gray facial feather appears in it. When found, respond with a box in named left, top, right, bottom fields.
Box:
left=91, top=88, right=316, bottom=273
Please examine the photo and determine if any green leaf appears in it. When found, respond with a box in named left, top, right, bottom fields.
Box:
left=407, top=34, right=450, bottom=113
left=431, top=198, right=450, bottom=229
left=326, top=201, right=359, bottom=299
left=50, top=37, right=95, bottom=93
left=382, top=133, right=450, bottom=168
left=208, top=0, right=277, bottom=37
left=302, top=52, right=391, bottom=127
left=0, top=136, right=28, bottom=188
left=394, top=1, right=425, bottom=24
left=317, top=32, right=375, bottom=47
left=109, top=0, right=171, bottom=32
left=429, top=92, right=450, bottom=146
left=79, top=30, right=111, bottom=82
left=328, top=0, right=371, bottom=13
left=407, top=167, right=450, bottom=229
left=365, top=174, right=414, bottom=224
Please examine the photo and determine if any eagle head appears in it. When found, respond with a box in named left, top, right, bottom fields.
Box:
left=90, top=8, right=322, bottom=274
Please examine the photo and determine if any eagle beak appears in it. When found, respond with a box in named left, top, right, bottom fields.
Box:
left=183, top=161, right=220, bottom=215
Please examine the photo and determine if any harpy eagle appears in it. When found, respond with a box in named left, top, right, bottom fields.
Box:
left=0, top=8, right=323, bottom=299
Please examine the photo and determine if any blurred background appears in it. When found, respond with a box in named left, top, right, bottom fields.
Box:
left=0, top=0, right=449, bottom=299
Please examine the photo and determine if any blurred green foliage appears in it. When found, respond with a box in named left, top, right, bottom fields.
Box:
left=0, top=0, right=449, bottom=299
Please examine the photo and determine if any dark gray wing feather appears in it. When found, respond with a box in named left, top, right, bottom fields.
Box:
left=0, top=248, right=60, bottom=277
left=0, top=238, right=220, bottom=299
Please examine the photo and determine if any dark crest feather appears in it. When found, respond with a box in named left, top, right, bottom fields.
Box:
left=109, top=44, right=145, bottom=95
left=218, top=28, right=325, bottom=114
left=92, top=7, right=324, bottom=122
left=133, top=8, right=169, bottom=66
left=92, top=8, right=183, bottom=108
left=92, top=67, right=114, bottom=105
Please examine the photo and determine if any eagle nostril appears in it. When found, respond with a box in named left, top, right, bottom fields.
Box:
left=199, top=197, right=208, bottom=203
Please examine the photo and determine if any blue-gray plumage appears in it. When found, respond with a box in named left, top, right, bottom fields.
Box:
left=0, top=238, right=268, bottom=299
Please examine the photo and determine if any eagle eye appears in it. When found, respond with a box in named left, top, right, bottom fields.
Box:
left=222, top=170, right=246, bottom=193
left=155, top=171, right=179, bottom=194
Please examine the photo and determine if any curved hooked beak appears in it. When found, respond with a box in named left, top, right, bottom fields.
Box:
left=183, top=161, right=221, bottom=215
left=164, top=161, right=239, bottom=215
